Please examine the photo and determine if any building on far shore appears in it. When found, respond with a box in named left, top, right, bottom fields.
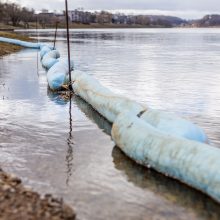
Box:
left=37, top=9, right=65, bottom=26
left=68, top=9, right=94, bottom=24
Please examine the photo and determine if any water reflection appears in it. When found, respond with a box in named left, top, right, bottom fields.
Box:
left=74, top=95, right=112, bottom=136
left=47, top=89, right=74, bottom=185
left=36, top=50, right=39, bottom=77
left=112, top=147, right=220, bottom=220
left=66, top=93, right=74, bottom=186
left=53, top=92, right=220, bottom=220
left=47, top=89, right=69, bottom=105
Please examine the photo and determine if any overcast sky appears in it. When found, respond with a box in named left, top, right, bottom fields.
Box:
left=8, top=0, right=220, bottom=19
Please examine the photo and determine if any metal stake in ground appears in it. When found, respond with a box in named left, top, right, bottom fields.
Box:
left=53, top=21, right=59, bottom=50
left=65, top=0, right=73, bottom=91
left=36, top=15, right=39, bottom=77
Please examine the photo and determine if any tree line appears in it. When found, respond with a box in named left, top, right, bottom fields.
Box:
left=0, top=1, right=36, bottom=27
left=0, top=1, right=186, bottom=28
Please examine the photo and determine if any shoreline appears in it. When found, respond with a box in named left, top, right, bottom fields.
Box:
left=1, top=22, right=220, bottom=31
left=0, top=168, right=75, bottom=219
left=0, top=31, right=32, bottom=57
left=0, top=32, right=76, bottom=219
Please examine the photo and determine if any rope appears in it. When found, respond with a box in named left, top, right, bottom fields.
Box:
left=65, top=0, right=73, bottom=91
left=53, top=21, right=59, bottom=50
left=36, top=15, right=39, bottom=77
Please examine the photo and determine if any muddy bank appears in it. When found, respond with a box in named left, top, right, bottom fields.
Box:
left=0, top=31, right=32, bottom=56
left=0, top=168, right=75, bottom=219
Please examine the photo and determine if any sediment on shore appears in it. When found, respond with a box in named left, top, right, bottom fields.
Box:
left=0, top=169, right=75, bottom=220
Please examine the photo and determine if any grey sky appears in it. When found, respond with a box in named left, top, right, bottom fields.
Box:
left=10, top=0, right=220, bottom=19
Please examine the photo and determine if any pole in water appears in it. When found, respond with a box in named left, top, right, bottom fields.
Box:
left=36, top=15, right=39, bottom=77
left=65, top=0, right=73, bottom=91
left=53, top=21, right=59, bottom=50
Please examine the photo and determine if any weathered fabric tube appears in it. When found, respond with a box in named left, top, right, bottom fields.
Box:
left=47, top=59, right=74, bottom=91
left=140, top=109, right=208, bottom=143
left=111, top=112, right=220, bottom=202
left=0, top=36, right=41, bottom=49
left=41, top=50, right=60, bottom=70
left=0, top=36, right=208, bottom=142
left=40, top=45, right=53, bottom=59
left=72, top=71, right=147, bottom=123
left=72, top=71, right=207, bottom=143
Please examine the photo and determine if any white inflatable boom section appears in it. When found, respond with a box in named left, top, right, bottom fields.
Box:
left=2, top=36, right=219, bottom=202
left=111, top=113, right=220, bottom=202
left=41, top=50, right=60, bottom=70
left=0, top=36, right=74, bottom=90
left=72, top=70, right=207, bottom=143
left=72, top=70, right=147, bottom=123
left=0, top=36, right=41, bottom=49
left=47, top=59, right=74, bottom=90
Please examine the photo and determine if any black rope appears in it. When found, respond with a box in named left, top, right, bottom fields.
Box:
left=53, top=21, right=59, bottom=50
left=137, top=109, right=147, bottom=118
left=65, top=0, right=73, bottom=91
left=66, top=93, right=74, bottom=185
left=36, top=15, right=39, bottom=77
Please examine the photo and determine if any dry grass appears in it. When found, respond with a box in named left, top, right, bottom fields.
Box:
left=0, top=31, right=32, bottom=57
left=0, top=31, right=31, bottom=41
left=0, top=42, right=22, bottom=56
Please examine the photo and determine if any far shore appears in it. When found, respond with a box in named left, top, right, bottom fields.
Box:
left=1, top=22, right=174, bottom=30
left=2, top=19, right=220, bottom=31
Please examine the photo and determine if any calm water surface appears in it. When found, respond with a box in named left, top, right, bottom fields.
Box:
left=0, top=28, right=220, bottom=219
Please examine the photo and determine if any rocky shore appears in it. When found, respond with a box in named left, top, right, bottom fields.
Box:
left=0, top=169, right=75, bottom=220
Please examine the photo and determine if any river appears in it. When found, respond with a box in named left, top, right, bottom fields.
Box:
left=0, top=28, right=220, bottom=219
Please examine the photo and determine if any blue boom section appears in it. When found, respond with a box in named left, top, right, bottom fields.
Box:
left=41, top=50, right=60, bottom=70
left=0, top=36, right=74, bottom=90
left=72, top=70, right=207, bottom=143
left=112, top=113, right=220, bottom=202
left=0, top=36, right=41, bottom=48
left=47, top=59, right=74, bottom=90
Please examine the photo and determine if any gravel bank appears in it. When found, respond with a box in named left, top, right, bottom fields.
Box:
left=0, top=169, right=75, bottom=220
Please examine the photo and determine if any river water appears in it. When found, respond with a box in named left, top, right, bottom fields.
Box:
left=0, top=28, right=220, bottom=219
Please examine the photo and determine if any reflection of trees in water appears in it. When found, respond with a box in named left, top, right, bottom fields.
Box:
left=112, top=146, right=220, bottom=220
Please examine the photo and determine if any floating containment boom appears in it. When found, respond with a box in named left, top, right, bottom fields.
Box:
left=0, top=36, right=41, bottom=49
left=41, top=50, right=60, bottom=70
left=1, top=36, right=219, bottom=202
left=47, top=59, right=74, bottom=91
left=111, top=113, right=220, bottom=202
left=72, top=70, right=208, bottom=143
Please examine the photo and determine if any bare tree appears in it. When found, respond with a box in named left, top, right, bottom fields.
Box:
left=0, top=2, right=6, bottom=22
left=21, top=7, right=35, bottom=28
left=5, top=3, right=22, bottom=26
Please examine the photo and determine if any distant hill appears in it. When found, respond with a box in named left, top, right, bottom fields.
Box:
left=190, top=14, right=220, bottom=27
left=148, top=15, right=187, bottom=27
